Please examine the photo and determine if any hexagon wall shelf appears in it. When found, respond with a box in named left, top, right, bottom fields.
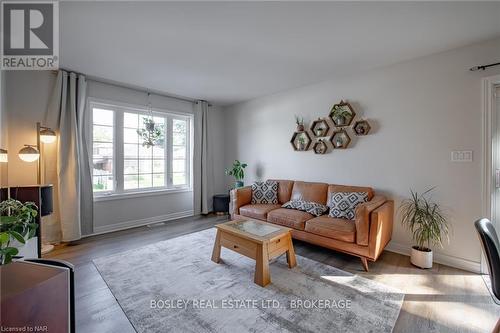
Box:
left=329, top=100, right=356, bottom=127
left=290, top=131, right=312, bottom=151
left=310, top=118, right=330, bottom=138
left=330, top=129, right=351, bottom=149
left=313, top=139, right=328, bottom=154
left=353, top=119, right=371, bottom=136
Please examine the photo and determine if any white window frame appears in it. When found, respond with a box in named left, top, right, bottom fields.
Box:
left=88, top=98, right=193, bottom=200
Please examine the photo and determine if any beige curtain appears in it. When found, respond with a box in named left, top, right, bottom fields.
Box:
left=44, top=70, right=90, bottom=242
left=193, top=100, right=213, bottom=214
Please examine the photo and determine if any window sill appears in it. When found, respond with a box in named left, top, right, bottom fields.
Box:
left=94, top=187, right=193, bottom=202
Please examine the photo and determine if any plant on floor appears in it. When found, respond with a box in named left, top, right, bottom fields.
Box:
left=0, top=199, right=38, bottom=265
left=399, top=188, right=449, bottom=269
left=225, top=160, right=248, bottom=188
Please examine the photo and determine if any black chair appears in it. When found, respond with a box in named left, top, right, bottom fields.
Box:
left=474, top=218, right=500, bottom=333
left=25, top=258, right=75, bottom=333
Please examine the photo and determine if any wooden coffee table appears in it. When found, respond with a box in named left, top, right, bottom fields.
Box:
left=211, top=219, right=297, bottom=287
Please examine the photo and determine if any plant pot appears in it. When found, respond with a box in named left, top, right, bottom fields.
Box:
left=410, top=246, right=433, bottom=269
left=335, top=115, right=346, bottom=126
left=234, top=180, right=244, bottom=188
left=315, top=129, right=324, bottom=137
left=297, top=142, right=305, bottom=151
left=297, top=125, right=305, bottom=132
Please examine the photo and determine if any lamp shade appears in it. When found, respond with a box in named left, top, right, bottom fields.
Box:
left=39, top=128, right=56, bottom=144
left=18, top=145, right=40, bottom=162
left=0, top=149, right=7, bottom=163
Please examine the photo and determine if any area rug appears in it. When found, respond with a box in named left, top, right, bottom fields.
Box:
left=93, top=228, right=404, bottom=333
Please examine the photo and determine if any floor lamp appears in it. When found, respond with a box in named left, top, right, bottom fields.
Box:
left=18, top=122, right=57, bottom=254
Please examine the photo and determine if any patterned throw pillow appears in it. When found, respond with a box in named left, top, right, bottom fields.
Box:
left=328, top=192, right=369, bottom=220
left=282, top=200, right=329, bottom=217
left=251, top=181, right=279, bottom=204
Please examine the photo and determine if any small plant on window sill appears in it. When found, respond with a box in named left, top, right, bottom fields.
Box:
left=137, top=118, right=164, bottom=148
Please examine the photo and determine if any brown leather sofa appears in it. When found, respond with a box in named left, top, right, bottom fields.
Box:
left=230, top=180, right=394, bottom=271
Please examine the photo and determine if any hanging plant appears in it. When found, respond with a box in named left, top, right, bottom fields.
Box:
left=136, top=92, right=164, bottom=148
left=137, top=118, right=164, bottom=148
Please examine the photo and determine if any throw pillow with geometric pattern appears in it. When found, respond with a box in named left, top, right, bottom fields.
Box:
left=282, top=199, right=329, bottom=217
left=251, top=180, right=279, bottom=204
left=328, top=192, right=369, bottom=220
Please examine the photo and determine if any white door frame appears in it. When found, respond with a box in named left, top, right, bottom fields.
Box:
left=481, top=74, right=500, bottom=274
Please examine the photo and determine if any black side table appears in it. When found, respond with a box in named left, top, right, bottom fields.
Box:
left=213, top=194, right=230, bottom=215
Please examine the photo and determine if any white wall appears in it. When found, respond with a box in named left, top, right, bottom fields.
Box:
left=4, top=72, right=227, bottom=237
left=223, top=37, right=500, bottom=270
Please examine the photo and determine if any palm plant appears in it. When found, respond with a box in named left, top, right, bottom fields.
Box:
left=0, top=199, right=38, bottom=265
left=399, top=188, right=449, bottom=251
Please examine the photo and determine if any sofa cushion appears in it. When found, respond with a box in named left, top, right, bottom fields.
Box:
left=305, top=216, right=356, bottom=243
left=251, top=181, right=279, bottom=204
left=281, top=200, right=329, bottom=217
left=290, top=181, right=329, bottom=205
left=239, top=204, right=281, bottom=220
left=328, top=192, right=368, bottom=220
left=269, top=179, right=294, bottom=204
left=267, top=208, right=313, bottom=230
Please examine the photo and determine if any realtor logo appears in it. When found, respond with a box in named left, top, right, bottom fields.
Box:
left=1, top=1, right=59, bottom=70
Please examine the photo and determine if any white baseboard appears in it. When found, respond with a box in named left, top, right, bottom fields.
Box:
left=90, top=210, right=194, bottom=236
left=385, top=241, right=481, bottom=273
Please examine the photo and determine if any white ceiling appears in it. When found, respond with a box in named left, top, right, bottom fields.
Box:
left=60, top=2, right=500, bottom=106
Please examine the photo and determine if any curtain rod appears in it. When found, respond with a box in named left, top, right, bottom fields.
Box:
left=469, top=62, right=500, bottom=72
left=51, top=68, right=200, bottom=105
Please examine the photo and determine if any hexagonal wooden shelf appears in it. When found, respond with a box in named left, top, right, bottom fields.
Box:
left=353, top=119, right=371, bottom=136
left=310, top=118, right=330, bottom=138
left=290, top=131, right=312, bottom=151
left=313, top=139, right=328, bottom=154
left=330, top=129, right=351, bottom=149
left=329, top=100, right=356, bottom=127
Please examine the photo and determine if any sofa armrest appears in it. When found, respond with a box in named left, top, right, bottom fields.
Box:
left=230, top=186, right=252, bottom=217
left=368, top=200, right=394, bottom=260
left=355, top=195, right=387, bottom=246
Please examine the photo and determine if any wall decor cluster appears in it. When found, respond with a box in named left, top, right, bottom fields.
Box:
left=290, top=100, right=371, bottom=154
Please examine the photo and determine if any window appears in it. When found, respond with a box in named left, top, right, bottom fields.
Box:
left=90, top=100, right=192, bottom=197
left=92, top=108, right=114, bottom=192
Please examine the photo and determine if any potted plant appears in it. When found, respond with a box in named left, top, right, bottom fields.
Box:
left=295, top=115, right=304, bottom=132
left=399, top=188, right=449, bottom=269
left=225, top=160, right=248, bottom=188
left=315, top=126, right=325, bottom=137
left=330, top=106, right=351, bottom=126
left=137, top=118, right=165, bottom=148
left=297, top=135, right=306, bottom=150
left=0, top=199, right=39, bottom=265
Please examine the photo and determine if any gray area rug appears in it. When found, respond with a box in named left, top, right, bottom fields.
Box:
left=93, top=228, right=404, bottom=333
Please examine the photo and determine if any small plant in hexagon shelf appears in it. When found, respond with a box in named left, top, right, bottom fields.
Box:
left=311, top=118, right=330, bottom=138
left=353, top=120, right=371, bottom=136
left=290, top=131, right=311, bottom=151
left=330, top=130, right=351, bottom=149
left=313, top=140, right=328, bottom=154
left=329, top=101, right=356, bottom=127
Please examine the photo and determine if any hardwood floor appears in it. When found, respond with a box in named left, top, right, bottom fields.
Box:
left=47, top=215, right=500, bottom=333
